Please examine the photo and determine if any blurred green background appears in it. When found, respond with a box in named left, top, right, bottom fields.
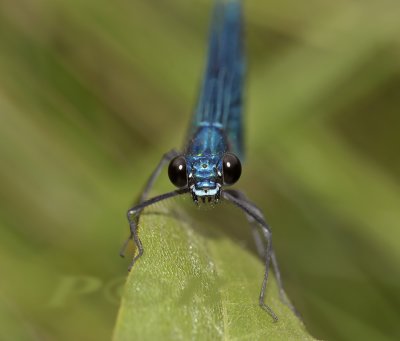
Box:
left=1, top=0, right=400, bottom=340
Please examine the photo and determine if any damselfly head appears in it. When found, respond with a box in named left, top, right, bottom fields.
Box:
left=168, top=153, right=242, bottom=205
left=187, top=155, right=222, bottom=203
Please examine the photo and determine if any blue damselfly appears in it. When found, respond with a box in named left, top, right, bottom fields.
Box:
left=120, top=0, right=297, bottom=321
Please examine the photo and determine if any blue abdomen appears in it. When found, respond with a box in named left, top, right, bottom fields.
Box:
left=187, top=0, right=244, bottom=159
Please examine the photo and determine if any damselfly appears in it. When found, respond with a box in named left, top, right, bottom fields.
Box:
left=120, top=0, right=297, bottom=321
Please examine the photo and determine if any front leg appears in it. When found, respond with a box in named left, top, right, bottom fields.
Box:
left=224, top=189, right=301, bottom=319
left=121, top=188, right=189, bottom=270
left=120, top=149, right=180, bottom=259
left=126, top=209, right=144, bottom=271
left=222, top=190, right=278, bottom=321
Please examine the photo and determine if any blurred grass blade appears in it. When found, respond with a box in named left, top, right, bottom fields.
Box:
left=0, top=294, right=38, bottom=341
left=113, top=209, right=315, bottom=341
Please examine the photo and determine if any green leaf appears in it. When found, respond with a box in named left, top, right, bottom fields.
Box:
left=113, top=207, right=315, bottom=341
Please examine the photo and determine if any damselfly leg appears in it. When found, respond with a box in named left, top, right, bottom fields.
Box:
left=222, top=190, right=276, bottom=321
left=120, top=149, right=180, bottom=260
left=122, top=188, right=189, bottom=270
left=138, top=149, right=180, bottom=203
left=224, top=189, right=301, bottom=319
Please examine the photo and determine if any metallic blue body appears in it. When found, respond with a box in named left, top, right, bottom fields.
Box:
left=123, top=1, right=291, bottom=321
left=185, top=0, right=244, bottom=199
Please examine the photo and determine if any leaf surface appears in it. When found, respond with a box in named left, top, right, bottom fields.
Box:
left=113, top=208, right=315, bottom=341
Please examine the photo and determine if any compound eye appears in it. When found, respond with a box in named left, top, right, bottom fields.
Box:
left=168, top=156, right=188, bottom=188
left=222, top=153, right=242, bottom=185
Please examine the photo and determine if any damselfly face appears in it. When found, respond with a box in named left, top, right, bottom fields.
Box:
left=168, top=153, right=242, bottom=204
